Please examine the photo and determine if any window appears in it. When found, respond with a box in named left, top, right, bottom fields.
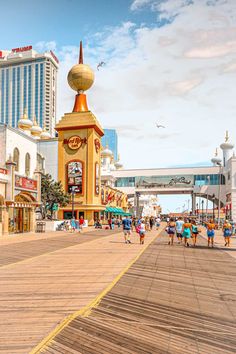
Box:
left=13, top=148, right=20, bottom=172
left=25, top=153, right=30, bottom=176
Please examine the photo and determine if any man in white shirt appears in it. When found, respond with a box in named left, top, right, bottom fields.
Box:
left=175, top=217, right=184, bottom=243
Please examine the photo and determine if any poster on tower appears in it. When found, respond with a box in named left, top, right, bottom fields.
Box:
left=67, top=161, right=83, bottom=194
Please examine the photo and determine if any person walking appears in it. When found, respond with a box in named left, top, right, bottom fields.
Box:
left=222, top=220, right=232, bottom=247
left=206, top=219, right=215, bottom=248
left=111, top=216, right=116, bottom=230
left=182, top=218, right=192, bottom=247
left=167, top=218, right=176, bottom=245
left=175, top=217, right=184, bottom=243
left=139, top=219, right=146, bottom=244
left=156, top=216, right=161, bottom=230
left=122, top=216, right=132, bottom=244
left=108, top=218, right=112, bottom=230
left=79, top=215, right=84, bottom=232
left=150, top=217, right=154, bottom=231
left=191, top=219, right=200, bottom=247
left=70, top=217, right=76, bottom=233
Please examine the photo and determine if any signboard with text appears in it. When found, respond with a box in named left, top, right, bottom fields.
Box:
left=15, top=175, right=37, bottom=191
left=12, top=46, right=32, bottom=53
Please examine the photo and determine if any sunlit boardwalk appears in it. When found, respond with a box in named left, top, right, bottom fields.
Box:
left=0, top=228, right=159, bottom=353
left=42, top=231, right=236, bottom=354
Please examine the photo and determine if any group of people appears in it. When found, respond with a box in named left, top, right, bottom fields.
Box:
left=166, top=217, right=233, bottom=248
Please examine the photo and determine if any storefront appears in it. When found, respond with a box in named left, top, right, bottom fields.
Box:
left=8, top=203, right=32, bottom=233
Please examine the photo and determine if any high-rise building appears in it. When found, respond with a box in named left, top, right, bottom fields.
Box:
left=0, top=46, right=58, bottom=135
left=102, top=128, right=118, bottom=161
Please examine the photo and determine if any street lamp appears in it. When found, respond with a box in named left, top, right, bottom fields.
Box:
left=216, top=162, right=222, bottom=228
left=212, top=194, right=215, bottom=222
left=71, top=186, right=77, bottom=219
left=201, top=199, right=204, bottom=224
left=206, top=175, right=210, bottom=221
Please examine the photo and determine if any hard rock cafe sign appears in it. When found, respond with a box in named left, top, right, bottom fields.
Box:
left=63, top=136, right=87, bottom=150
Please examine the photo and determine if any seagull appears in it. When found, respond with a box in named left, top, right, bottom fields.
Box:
left=97, top=61, right=106, bottom=71
left=156, top=123, right=165, bottom=128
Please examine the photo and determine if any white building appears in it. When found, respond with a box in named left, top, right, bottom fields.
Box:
left=0, top=123, right=43, bottom=235
left=0, top=45, right=58, bottom=135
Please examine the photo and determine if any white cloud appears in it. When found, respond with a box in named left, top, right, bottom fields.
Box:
left=130, top=0, right=153, bottom=11
left=35, top=41, right=57, bottom=52
left=51, top=0, right=236, bottom=170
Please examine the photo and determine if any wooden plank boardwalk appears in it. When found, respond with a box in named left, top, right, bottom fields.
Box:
left=43, top=232, right=236, bottom=354
left=0, top=230, right=117, bottom=267
left=0, top=228, right=159, bottom=353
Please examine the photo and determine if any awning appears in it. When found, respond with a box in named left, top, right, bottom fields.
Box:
left=105, top=207, right=132, bottom=216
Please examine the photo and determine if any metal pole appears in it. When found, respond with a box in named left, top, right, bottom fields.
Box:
left=206, top=175, right=210, bottom=221
left=201, top=200, right=204, bottom=224
left=212, top=194, right=215, bottom=221
left=217, top=165, right=222, bottom=228
left=136, top=192, right=140, bottom=219
left=72, top=188, right=75, bottom=218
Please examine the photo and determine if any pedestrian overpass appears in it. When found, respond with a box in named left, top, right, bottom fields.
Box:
left=113, top=166, right=226, bottom=213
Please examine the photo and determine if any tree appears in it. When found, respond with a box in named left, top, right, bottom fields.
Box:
left=40, top=174, right=70, bottom=219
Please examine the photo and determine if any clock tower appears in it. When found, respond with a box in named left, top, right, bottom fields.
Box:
left=56, top=42, right=104, bottom=225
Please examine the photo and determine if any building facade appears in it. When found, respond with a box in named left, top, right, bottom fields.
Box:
left=0, top=124, right=43, bottom=235
left=0, top=46, right=58, bottom=135
left=101, top=129, right=118, bottom=161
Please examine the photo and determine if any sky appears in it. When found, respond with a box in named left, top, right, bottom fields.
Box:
left=1, top=0, right=236, bottom=211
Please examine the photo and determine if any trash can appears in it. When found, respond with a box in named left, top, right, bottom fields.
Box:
left=41, top=222, right=46, bottom=233
left=36, top=222, right=42, bottom=233
left=35, top=222, right=46, bottom=233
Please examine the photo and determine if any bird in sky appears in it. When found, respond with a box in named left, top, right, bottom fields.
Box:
left=97, top=61, right=106, bottom=71
left=156, top=123, right=165, bottom=128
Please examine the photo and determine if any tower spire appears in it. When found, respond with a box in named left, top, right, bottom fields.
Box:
left=225, top=130, right=229, bottom=142
left=79, top=41, right=83, bottom=64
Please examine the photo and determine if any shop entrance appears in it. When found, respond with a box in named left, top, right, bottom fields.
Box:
left=8, top=207, right=31, bottom=233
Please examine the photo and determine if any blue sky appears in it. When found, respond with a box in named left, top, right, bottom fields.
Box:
left=2, top=0, right=236, bottom=212
left=1, top=0, right=156, bottom=49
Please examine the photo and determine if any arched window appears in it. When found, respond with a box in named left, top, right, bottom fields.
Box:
left=25, top=153, right=30, bottom=176
left=13, top=148, right=20, bottom=172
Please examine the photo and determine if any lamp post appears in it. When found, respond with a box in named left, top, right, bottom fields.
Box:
left=212, top=194, right=215, bottom=222
left=206, top=175, right=210, bottom=221
left=217, top=162, right=222, bottom=228
left=135, top=192, right=140, bottom=219
left=201, top=199, right=204, bottom=224
left=71, top=186, right=77, bottom=219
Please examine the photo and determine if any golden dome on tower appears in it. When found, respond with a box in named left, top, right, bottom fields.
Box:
left=18, top=108, right=33, bottom=130
left=67, top=41, right=94, bottom=93
left=31, top=116, right=42, bottom=138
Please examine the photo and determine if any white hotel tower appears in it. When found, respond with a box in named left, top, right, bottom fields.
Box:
left=0, top=46, right=58, bottom=135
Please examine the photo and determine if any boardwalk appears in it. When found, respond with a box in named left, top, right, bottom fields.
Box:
left=42, top=232, right=236, bottom=354
left=0, top=228, right=159, bottom=354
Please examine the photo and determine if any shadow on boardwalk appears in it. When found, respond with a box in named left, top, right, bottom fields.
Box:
left=42, top=233, right=236, bottom=354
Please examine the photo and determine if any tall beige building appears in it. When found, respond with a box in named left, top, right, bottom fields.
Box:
left=0, top=46, right=58, bottom=135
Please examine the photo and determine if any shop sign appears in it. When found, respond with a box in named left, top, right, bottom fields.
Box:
left=64, top=136, right=87, bottom=150
left=12, top=45, right=32, bottom=53
left=15, top=175, right=37, bottom=191
left=0, top=51, right=4, bottom=58
left=0, top=168, right=8, bottom=175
